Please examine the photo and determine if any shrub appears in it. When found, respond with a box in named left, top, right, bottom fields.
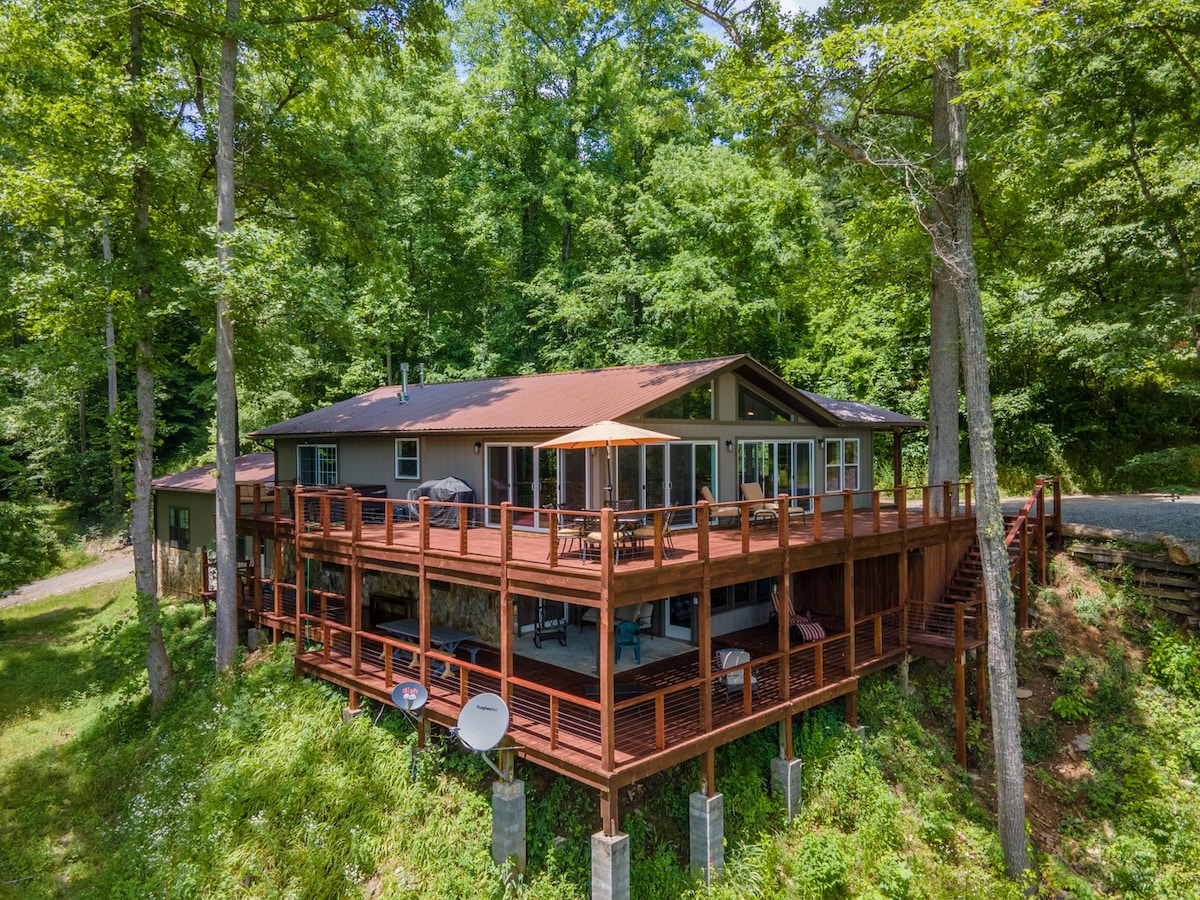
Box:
left=1145, top=626, right=1200, bottom=700
left=782, top=830, right=849, bottom=899
left=0, top=501, right=60, bottom=591
left=1115, top=445, right=1200, bottom=492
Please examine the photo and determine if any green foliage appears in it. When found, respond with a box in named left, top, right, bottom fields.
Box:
left=781, top=830, right=849, bottom=899
left=1116, top=445, right=1200, bottom=492
left=0, top=501, right=60, bottom=591
left=1145, top=626, right=1200, bottom=700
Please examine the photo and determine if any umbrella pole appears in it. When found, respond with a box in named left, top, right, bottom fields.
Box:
left=605, top=442, right=614, bottom=506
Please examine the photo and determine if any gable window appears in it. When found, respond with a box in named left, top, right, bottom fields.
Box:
left=823, top=438, right=860, bottom=492
left=297, top=444, right=338, bottom=485
left=646, top=383, right=713, bottom=420
left=168, top=507, right=190, bottom=550
left=738, top=385, right=793, bottom=422
left=395, top=439, right=420, bottom=480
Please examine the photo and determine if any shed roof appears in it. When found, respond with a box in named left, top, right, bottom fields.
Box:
left=151, top=452, right=275, bottom=492
left=249, top=356, right=924, bottom=440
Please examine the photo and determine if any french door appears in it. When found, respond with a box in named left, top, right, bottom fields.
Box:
left=486, top=445, right=587, bottom=527
left=616, top=442, right=716, bottom=525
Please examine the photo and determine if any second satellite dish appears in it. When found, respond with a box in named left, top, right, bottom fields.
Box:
left=456, top=692, right=510, bottom=752
left=392, top=681, right=428, bottom=713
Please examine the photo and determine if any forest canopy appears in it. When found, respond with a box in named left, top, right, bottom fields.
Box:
left=1, top=0, right=1198, bottom=523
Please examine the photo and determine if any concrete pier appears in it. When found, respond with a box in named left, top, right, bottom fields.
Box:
left=771, top=757, right=803, bottom=820
left=689, top=791, right=724, bottom=884
left=591, top=831, right=630, bottom=900
left=492, top=779, right=526, bottom=873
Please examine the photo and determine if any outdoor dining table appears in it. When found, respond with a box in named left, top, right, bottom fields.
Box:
left=377, top=618, right=478, bottom=676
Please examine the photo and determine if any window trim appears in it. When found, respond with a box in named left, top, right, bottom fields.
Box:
left=297, top=443, right=339, bottom=486
left=394, top=438, right=420, bottom=481
left=168, top=506, right=190, bottom=551
left=823, top=437, right=860, bottom=493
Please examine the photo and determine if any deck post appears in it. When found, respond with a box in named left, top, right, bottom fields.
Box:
left=955, top=603, right=967, bottom=767
left=770, top=756, right=803, bottom=821
left=591, top=831, right=630, bottom=900
left=689, top=789, right=724, bottom=885
left=418, top=498, right=432, bottom=684
left=1035, top=477, right=1047, bottom=586
left=1052, top=477, right=1063, bottom=551
left=500, top=503, right=513, bottom=703
left=599, top=508, right=616, bottom=771
left=349, top=555, right=362, bottom=677
left=492, top=779, right=526, bottom=874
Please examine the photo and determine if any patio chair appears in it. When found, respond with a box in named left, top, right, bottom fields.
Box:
left=549, top=507, right=589, bottom=560
left=771, top=587, right=826, bottom=643
left=615, top=619, right=641, bottom=663
left=739, top=482, right=779, bottom=527
left=699, top=486, right=741, bottom=526
left=632, top=506, right=677, bottom=557
left=617, top=601, right=655, bottom=639
left=716, top=648, right=757, bottom=699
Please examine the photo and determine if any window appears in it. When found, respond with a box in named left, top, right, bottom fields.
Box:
left=737, top=440, right=814, bottom=507
left=395, top=439, right=420, bottom=480
left=823, top=438, right=860, bottom=493
left=168, top=507, right=190, bottom=550
left=297, top=444, right=338, bottom=485
left=737, top=385, right=793, bottom=422
left=646, top=383, right=713, bottom=420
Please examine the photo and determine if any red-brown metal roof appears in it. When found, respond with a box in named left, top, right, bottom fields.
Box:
left=250, top=356, right=749, bottom=438
left=247, top=356, right=924, bottom=440
left=151, top=452, right=275, bottom=492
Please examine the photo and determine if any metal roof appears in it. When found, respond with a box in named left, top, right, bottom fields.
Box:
left=799, top=391, right=926, bottom=428
left=248, top=356, right=923, bottom=440
left=151, top=452, right=275, bottom=492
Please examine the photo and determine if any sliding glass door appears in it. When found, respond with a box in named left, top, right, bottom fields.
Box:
left=486, top=445, right=588, bottom=527
left=737, top=440, right=815, bottom=509
left=616, top=442, right=716, bottom=524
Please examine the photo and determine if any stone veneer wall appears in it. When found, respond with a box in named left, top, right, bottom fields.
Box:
left=365, top=572, right=501, bottom=644
left=159, top=546, right=204, bottom=600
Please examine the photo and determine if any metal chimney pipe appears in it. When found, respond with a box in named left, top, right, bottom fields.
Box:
left=399, top=362, right=409, bottom=403
left=418, top=362, right=425, bottom=387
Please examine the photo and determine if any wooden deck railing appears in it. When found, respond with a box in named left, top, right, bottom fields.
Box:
left=238, top=480, right=979, bottom=569
left=1004, top=476, right=1060, bottom=627
left=291, top=609, right=856, bottom=775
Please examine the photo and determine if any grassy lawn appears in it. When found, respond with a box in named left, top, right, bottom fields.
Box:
left=3, top=563, right=1198, bottom=898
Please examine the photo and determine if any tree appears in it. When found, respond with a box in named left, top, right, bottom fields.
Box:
left=688, top=0, right=1044, bottom=878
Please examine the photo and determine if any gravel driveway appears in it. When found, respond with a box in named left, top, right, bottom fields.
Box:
left=0, top=549, right=133, bottom=611
left=1007, top=492, right=1200, bottom=541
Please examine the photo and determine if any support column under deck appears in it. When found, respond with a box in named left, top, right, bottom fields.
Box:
left=689, top=790, right=724, bottom=884
left=591, top=831, right=630, bottom=900
left=771, top=757, right=803, bottom=821
left=492, top=779, right=526, bottom=874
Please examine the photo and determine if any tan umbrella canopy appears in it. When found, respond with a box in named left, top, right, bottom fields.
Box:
left=536, top=420, right=678, bottom=504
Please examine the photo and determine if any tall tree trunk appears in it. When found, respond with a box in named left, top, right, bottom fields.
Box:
left=929, top=52, right=1028, bottom=881
left=214, top=0, right=240, bottom=672
left=102, top=223, right=123, bottom=516
left=928, top=55, right=961, bottom=510
left=130, top=2, right=176, bottom=716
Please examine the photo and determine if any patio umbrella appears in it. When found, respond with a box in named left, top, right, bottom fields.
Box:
left=536, top=420, right=678, bottom=505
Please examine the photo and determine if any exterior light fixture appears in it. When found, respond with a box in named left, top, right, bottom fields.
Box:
left=474, top=441, right=482, bottom=455
left=725, top=440, right=733, bottom=453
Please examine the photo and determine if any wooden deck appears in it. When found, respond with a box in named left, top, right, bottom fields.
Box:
left=235, top=479, right=1061, bottom=789
left=290, top=618, right=862, bottom=790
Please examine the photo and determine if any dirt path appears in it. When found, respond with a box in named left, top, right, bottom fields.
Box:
left=0, top=548, right=134, bottom=611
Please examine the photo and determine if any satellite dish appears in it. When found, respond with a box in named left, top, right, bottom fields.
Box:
left=456, top=692, right=509, bottom=752
left=392, top=681, right=428, bottom=713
